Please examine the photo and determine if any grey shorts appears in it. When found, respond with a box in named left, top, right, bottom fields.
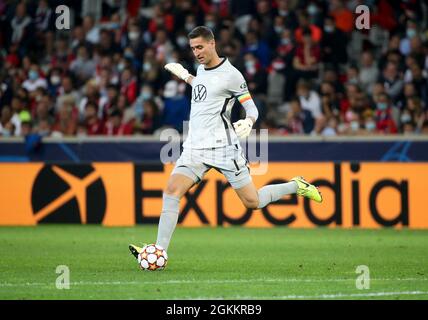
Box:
left=172, top=144, right=252, bottom=189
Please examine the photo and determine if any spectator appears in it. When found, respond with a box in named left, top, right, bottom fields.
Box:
left=82, top=15, right=101, bottom=45
left=321, top=15, right=348, bottom=67
left=10, top=2, right=32, bottom=51
left=276, top=0, right=298, bottom=30
left=400, top=20, right=419, bottom=56
left=51, top=100, right=78, bottom=137
left=0, top=106, right=13, bottom=137
left=70, top=46, right=97, bottom=85
left=242, top=31, right=271, bottom=68
left=243, top=52, right=268, bottom=96
left=120, top=68, right=138, bottom=104
left=296, top=79, right=322, bottom=120
left=359, top=51, right=380, bottom=94
left=84, top=102, right=104, bottom=135
left=295, top=11, right=322, bottom=44
left=375, top=93, right=398, bottom=134
left=138, top=100, right=162, bottom=135
left=284, top=98, right=315, bottom=134
left=22, top=65, right=47, bottom=93
left=328, top=0, right=354, bottom=34
left=56, top=76, right=81, bottom=112
left=103, top=109, right=133, bottom=135
left=379, top=62, right=404, bottom=102
left=293, top=28, right=321, bottom=81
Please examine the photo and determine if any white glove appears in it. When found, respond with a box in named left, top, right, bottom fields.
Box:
left=233, top=118, right=253, bottom=139
left=164, top=63, right=191, bottom=82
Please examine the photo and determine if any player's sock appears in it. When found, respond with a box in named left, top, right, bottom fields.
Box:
left=257, top=181, right=298, bottom=209
left=156, top=193, right=180, bottom=251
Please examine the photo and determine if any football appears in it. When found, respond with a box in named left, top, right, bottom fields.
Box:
left=138, top=244, right=168, bottom=271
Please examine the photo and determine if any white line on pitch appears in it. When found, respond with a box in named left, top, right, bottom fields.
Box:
left=223, top=291, right=428, bottom=299
left=1, top=277, right=427, bottom=287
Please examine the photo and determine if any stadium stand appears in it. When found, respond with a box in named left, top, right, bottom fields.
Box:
left=0, top=0, right=428, bottom=138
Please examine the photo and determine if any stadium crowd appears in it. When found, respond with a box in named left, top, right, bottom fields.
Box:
left=1, top=0, right=428, bottom=138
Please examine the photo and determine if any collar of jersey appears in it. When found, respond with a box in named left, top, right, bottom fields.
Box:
left=204, top=57, right=227, bottom=71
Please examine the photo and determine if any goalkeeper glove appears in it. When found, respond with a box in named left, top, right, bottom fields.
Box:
left=233, top=118, right=253, bottom=139
left=164, top=63, right=191, bottom=82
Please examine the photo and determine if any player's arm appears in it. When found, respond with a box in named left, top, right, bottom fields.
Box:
left=233, top=93, right=259, bottom=138
left=164, top=63, right=194, bottom=85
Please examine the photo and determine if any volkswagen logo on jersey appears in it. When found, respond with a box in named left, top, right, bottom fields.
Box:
left=193, top=84, right=207, bottom=102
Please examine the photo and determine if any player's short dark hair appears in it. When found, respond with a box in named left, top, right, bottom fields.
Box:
left=187, top=26, right=214, bottom=41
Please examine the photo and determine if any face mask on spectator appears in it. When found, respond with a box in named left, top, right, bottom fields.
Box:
left=348, top=78, right=358, bottom=85
left=274, top=26, right=284, bottom=34
left=118, top=63, right=125, bottom=72
left=307, top=4, right=318, bottom=15
left=365, top=121, right=376, bottom=131
left=110, top=22, right=120, bottom=30
left=245, top=61, right=256, bottom=74
left=177, top=37, right=187, bottom=48
left=350, top=121, right=360, bottom=131
left=324, top=25, right=334, bottom=33
left=406, top=28, right=416, bottom=39
left=377, top=102, right=388, bottom=110
left=205, top=21, right=215, bottom=29
left=281, top=38, right=290, bottom=45
left=272, top=60, right=285, bottom=71
left=50, top=75, right=61, bottom=85
left=124, top=51, right=134, bottom=59
left=129, top=32, right=140, bottom=41
left=401, top=113, right=412, bottom=123
left=143, top=62, right=151, bottom=72
left=29, top=70, right=39, bottom=81
left=185, top=23, right=195, bottom=32
left=142, top=91, right=152, bottom=100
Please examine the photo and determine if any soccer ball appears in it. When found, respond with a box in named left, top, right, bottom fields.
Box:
left=138, top=244, right=168, bottom=271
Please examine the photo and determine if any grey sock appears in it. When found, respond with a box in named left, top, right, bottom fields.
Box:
left=257, top=181, right=298, bottom=209
left=156, top=193, right=180, bottom=251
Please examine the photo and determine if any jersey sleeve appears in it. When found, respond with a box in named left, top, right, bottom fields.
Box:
left=228, top=69, right=249, bottom=99
left=228, top=68, right=259, bottom=121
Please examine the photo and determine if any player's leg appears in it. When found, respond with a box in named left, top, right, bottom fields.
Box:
left=221, top=145, right=322, bottom=208
left=155, top=173, right=195, bottom=251
left=130, top=147, right=209, bottom=259
left=235, top=177, right=322, bottom=209
left=219, top=145, right=320, bottom=208
left=129, top=172, right=196, bottom=259
left=234, top=179, right=303, bottom=209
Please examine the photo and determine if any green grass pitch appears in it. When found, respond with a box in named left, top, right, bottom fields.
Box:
left=1, top=225, right=428, bottom=300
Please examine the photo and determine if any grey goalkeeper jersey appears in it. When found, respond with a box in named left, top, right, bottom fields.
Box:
left=183, top=58, right=249, bottom=149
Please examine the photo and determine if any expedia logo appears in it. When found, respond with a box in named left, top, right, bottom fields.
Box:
left=193, top=84, right=207, bottom=102
left=31, top=165, right=106, bottom=224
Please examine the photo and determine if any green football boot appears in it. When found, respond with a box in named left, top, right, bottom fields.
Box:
left=291, top=176, right=323, bottom=203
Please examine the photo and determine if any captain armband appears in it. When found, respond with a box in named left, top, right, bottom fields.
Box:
left=237, top=93, right=259, bottom=121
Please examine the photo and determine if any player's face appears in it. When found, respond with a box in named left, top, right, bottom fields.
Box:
left=189, top=37, right=215, bottom=65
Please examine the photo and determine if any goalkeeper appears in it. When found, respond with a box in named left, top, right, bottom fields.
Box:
left=130, top=26, right=322, bottom=256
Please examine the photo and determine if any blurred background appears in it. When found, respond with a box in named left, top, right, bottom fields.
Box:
left=1, top=0, right=428, bottom=139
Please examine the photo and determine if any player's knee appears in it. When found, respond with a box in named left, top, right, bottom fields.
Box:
left=164, top=183, right=182, bottom=198
left=242, top=197, right=259, bottom=209
left=164, top=179, right=180, bottom=196
left=165, top=179, right=191, bottom=198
